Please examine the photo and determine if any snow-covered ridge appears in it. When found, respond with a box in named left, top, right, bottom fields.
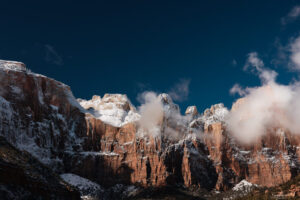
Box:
left=78, top=94, right=141, bottom=127
left=78, top=92, right=229, bottom=130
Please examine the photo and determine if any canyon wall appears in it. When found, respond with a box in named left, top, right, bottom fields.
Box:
left=0, top=60, right=299, bottom=193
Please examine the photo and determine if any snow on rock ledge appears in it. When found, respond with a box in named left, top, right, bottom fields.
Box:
left=60, top=173, right=104, bottom=199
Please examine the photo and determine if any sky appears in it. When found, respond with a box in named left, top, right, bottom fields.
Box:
left=1, top=0, right=300, bottom=112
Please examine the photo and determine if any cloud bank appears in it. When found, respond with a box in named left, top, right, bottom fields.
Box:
left=227, top=52, right=300, bottom=144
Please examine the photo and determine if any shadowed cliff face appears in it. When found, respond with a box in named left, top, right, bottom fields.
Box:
left=0, top=136, right=80, bottom=200
left=0, top=60, right=300, bottom=195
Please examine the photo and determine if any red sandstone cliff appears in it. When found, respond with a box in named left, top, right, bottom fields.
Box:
left=0, top=60, right=299, bottom=197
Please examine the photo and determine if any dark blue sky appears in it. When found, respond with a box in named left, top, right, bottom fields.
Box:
left=1, top=1, right=300, bottom=112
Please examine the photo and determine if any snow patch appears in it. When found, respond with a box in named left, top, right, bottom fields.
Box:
left=233, top=180, right=257, bottom=192
left=81, top=151, right=119, bottom=157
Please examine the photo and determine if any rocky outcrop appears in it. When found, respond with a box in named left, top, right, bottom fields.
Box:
left=0, top=60, right=300, bottom=198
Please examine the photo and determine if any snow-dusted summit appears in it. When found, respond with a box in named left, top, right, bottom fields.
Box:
left=78, top=94, right=140, bottom=127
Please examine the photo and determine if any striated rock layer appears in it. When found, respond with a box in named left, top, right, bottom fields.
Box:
left=0, top=60, right=300, bottom=194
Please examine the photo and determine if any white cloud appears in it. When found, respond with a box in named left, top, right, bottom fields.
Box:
left=168, top=79, right=190, bottom=102
left=137, top=91, right=164, bottom=137
left=243, top=52, right=264, bottom=71
left=271, top=36, right=300, bottom=71
left=281, top=5, right=300, bottom=25
left=136, top=91, right=192, bottom=140
left=271, top=38, right=288, bottom=67
left=243, top=52, right=277, bottom=84
left=230, top=84, right=246, bottom=96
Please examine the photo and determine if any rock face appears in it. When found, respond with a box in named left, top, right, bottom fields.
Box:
left=0, top=136, right=80, bottom=200
left=0, top=60, right=86, bottom=168
left=0, top=60, right=300, bottom=197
